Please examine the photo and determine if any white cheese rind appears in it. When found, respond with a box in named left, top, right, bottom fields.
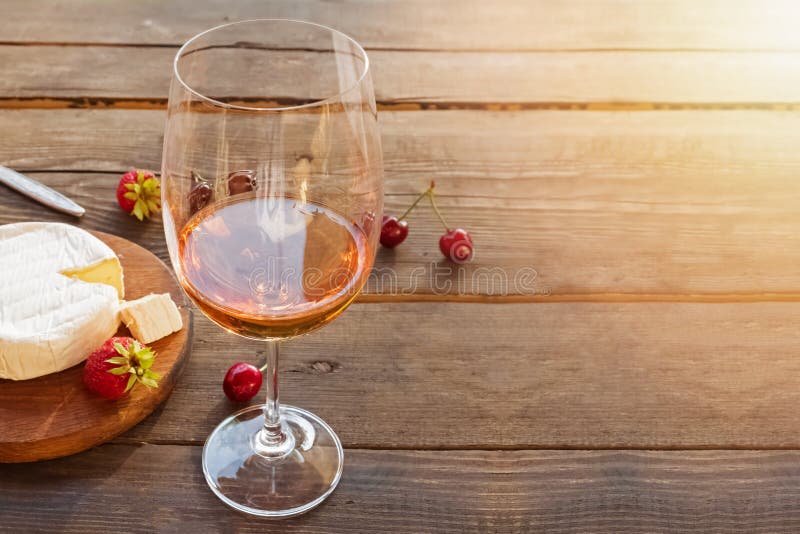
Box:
left=119, top=293, right=183, bottom=344
left=0, top=222, right=123, bottom=380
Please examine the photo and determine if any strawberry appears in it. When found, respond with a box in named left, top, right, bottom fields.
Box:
left=116, top=169, right=161, bottom=221
left=83, top=337, right=160, bottom=400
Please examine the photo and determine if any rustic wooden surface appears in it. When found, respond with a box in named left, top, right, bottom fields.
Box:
left=6, top=446, right=800, bottom=533
left=0, top=232, right=191, bottom=462
left=1, top=1, right=800, bottom=532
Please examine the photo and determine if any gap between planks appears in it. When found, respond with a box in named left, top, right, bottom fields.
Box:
left=110, top=437, right=800, bottom=452
left=4, top=40, right=800, bottom=54
left=2, top=97, right=800, bottom=111
left=357, top=292, right=800, bottom=304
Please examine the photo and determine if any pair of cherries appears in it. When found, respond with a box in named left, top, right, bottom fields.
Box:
left=188, top=169, right=257, bottom=214
left=380, top=182, right=474, bottom=263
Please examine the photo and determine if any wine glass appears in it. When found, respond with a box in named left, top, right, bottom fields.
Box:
left=161, top=20, right=383, bottom=517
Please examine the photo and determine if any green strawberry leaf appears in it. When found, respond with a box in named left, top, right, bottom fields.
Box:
left=125, top=374, right=138, bottom=392
left=145, top=200, right=161, bottom=214
left=132, top=202, right=145, bottom=221
left=104, top=356, right=129, bottom=365
left=107, top=366, right=129, bottom=375
left=140, top=377, right=159, bottom=389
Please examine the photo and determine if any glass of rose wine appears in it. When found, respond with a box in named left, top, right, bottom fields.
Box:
left=161, top=20, right=383, bottom=517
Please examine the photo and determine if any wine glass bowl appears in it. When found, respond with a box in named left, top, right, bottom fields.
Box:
left=178, top=191, right=372, bottom=339
left=161, top=20, right=383, bottom=517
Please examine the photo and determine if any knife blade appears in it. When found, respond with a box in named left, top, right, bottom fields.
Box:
left=0, top=165, right=85, bottom=217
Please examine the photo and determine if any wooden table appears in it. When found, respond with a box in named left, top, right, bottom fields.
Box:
left=3, top=1, right=800, bottom=532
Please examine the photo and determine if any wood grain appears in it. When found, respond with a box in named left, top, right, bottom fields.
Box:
left=1, top=0, right=799, bottom=51
left=107, top=301, right=800, bottom=449
left=4, top=444, right=800, bottom=533
left=0, top=232, right=191, bottom=462
left=6, top=108, right=800, bottom=201
left=3, top=46, right=800, bottom=108
left=4, top=1, right=800, bottom=531
left=2, top=109, right=800, bottom=298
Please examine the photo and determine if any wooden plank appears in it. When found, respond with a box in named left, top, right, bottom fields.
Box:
left=2, top=109, right=800, bottom=297
left=5, top=108, right=800, bottom=201
left=2, top=0, right=800, bottom=51
left=4, top=444, right=800, bottom=532
left=4, top=46, right=800, bottom=107
left=110, top=301, right=800, bottom=448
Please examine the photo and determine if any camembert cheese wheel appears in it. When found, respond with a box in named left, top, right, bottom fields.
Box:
left=0, top=222, right=124, bottom=380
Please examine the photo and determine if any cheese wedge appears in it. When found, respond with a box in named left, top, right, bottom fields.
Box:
left=0, top=222, right=124, bottom=380
left=120, top=293, right=182, bottom=344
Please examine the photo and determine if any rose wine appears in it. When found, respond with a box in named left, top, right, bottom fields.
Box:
left=179, top=194, right=371, bottom=338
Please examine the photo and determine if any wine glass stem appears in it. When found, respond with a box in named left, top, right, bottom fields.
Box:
left=253, top=340, right=295, bottom=457
left=264, top=339, right=281, bottom=436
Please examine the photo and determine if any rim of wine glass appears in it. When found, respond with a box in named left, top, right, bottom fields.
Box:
left=173, top=18, right=371, bottom=112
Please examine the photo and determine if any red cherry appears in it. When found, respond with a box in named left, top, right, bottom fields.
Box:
left=227, top=170, right=256, bottom=195
left=223, top=362, right=263, bottom=402
left=188, top=181, right=213, bottom=215
left=380, top=215, right=409, bottom=248
left=439, top=228, right=474, bottom=263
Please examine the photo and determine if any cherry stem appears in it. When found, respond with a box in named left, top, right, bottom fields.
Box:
left=398, top=180, right=451, bottom=230
left=427, top=188, right=450, bottom=231
left=399, top=181, right=435, bottom=221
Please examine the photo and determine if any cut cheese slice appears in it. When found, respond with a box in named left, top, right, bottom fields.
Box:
left=0, top=222, right=123, bottom=380
left=120, top=293, right=183, bottom=344
left=61, top=257, right=124, bottom=299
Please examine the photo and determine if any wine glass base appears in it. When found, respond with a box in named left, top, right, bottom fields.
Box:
left=202, top=404, right=343, bottom=518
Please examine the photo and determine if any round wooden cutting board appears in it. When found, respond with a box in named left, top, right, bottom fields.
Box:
left=0, top=231, right=192, bottom=463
